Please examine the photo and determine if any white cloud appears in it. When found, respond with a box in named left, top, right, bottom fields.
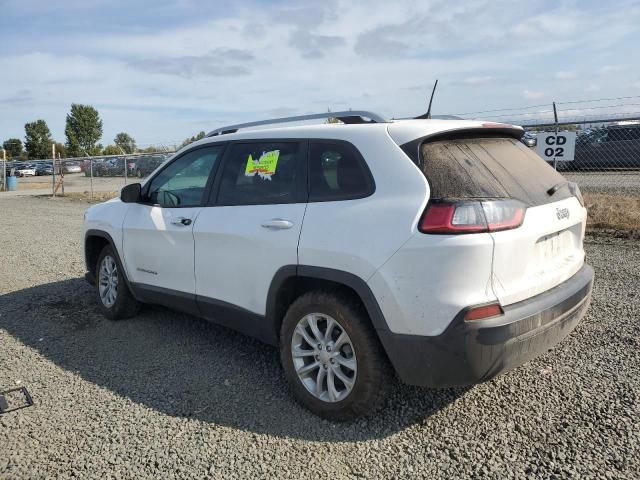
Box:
left=523, top=90, right=545, bottom=100
left=461, top=76, right=493, bottom=85
left=555, top=71, right=576, bottom=80
left=599, top=64, right=627, bottom=74
left=1, top=0, right=640, bottom=143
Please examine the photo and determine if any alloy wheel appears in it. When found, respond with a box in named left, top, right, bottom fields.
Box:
left=98, top=255, right=119, bottom=308
left=291, top=313, right=357, bottom=403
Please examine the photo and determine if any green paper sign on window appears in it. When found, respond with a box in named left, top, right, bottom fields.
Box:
left=245, top=150, right=280, bottom=180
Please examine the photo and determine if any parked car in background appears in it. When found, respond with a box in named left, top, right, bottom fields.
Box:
left=572, top=123, right=640, bottom=170
left=16, top=163, right=37, bottom=177
left=521, top=131, right=537, bottom=148
left=83, top=158, right=105, bottom=176
left=133, top=155, right=167, bottom=177
left=35, top=163, right=54, bottom=176
left=62, top=161, right=82, bottom=174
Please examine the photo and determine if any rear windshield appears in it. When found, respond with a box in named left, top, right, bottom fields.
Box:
left=420, top=137, right=570, bottom=206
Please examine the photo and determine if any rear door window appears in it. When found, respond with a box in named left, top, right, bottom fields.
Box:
left=420, top=137, right=570, bottom=206
left=308, top=141, right=373, bottom=201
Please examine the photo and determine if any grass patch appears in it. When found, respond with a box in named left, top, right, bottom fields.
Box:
left=584, top=192, right=640, bottom=233
left=62, top=191, right=119, bottom=203
left=33, top=191, right=120, bottom=203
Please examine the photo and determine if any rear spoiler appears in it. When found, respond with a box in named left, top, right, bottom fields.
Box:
left=398, top=125, right=524, bottom=167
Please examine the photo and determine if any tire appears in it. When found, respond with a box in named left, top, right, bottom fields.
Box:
left=95, top=245, right=140, bottom=320
left=280, top=290, right=392, bottom=421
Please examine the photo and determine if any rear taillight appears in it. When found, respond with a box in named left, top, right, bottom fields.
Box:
left=419, top=200, right=526, bottom=234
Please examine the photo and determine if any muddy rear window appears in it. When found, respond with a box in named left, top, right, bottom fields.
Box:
left=420, top=137, right=571, bottom=206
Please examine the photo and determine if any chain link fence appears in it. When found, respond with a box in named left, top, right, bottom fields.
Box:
left=456, top=98, right=640, bottom=196
left=521, top=118, right=640, bottom=195
left=1, top=151, right=173, bottom=196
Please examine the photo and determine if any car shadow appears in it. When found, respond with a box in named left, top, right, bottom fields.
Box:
left=0, top=278, right=470, bottom=441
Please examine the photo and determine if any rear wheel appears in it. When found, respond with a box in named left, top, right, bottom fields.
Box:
left=96, top=245, right=140, bottom=320
left=280, top=291, right=391, bottom=421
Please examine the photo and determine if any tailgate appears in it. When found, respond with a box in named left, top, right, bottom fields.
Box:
left=490, top=196, right=586, bottom=305
left=417, top=135, right=587, bottom=306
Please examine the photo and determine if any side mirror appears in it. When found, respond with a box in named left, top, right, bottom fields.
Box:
left=121, top=183, right=142, bottom=203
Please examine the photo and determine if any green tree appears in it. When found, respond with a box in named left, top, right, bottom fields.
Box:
left=88, top=144, right=104, bottom=156
left=180, top=131, right=206, bottom=148
left=65, top=104, right=103, bottom=157
left=103, top=145, right=121, bottom=156
left=140, top=146, right=160, bottom=153
left=2, top=138, right=23, bottom=159
left=114, top=132, right=136, bottom=154
left=54, top=142, right=67, bottom=159
left=24, top=120, right=53, bottom=159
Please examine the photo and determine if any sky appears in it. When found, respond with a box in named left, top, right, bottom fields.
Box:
left=1, top=0, right=640, bottom=148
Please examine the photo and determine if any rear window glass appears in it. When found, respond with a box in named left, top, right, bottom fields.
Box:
left=420, top=137, right=570, bottom=206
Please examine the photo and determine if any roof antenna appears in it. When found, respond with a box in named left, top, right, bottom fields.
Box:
left=415, top=79, right=438, bottom=120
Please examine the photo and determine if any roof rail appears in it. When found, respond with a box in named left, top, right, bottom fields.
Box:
left=206, top=110, right=387, bottom=137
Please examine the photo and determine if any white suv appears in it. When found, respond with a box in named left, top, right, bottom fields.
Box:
left=83, top=111, right=594, bottom=420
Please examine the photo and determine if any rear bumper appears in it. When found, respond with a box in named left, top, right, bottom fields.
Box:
left=378, top=264, right=594, bottom=387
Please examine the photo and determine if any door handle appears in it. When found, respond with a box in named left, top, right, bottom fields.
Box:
left=170, top=217, right=192, bottom=226
left=261, top=219, right=294, bottom=230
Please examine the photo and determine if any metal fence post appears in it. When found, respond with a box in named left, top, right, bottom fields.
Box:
left=552, top=101, right=559, bottom=171
left=1, top=149, right=6, bottom=192
left=90, top=158, right=94, bottom=200
left=52, top=144, right=56, bottom=197
left=59, top=153, right=64, bottom=196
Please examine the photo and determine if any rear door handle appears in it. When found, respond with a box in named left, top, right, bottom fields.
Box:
left=261, top=219, right=294, bottom=230
left=170, top=217, right=192, bottom=226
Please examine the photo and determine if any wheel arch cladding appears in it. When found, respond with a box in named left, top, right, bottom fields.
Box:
left=267, top=265, right=391, bottom=345
left=84, top=230, right=114, bottom=278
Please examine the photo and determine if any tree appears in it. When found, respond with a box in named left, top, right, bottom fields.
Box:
left=65, top=104, right=103, bottom=157
left=24, top=120, right=53, bottom=159
left=114, top=132, right=136, bottom=154
left=103, top=145, right=121, bottom=156
left=180, top=131, right=206, bottom=148
left=2, top=138, right=23, bottom=159
left=54, top=142, right=67, bottom=159
left=88, top=144, right=104, bottom=156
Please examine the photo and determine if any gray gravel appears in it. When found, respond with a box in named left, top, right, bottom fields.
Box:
left=1, top=196, right=638, bottom=479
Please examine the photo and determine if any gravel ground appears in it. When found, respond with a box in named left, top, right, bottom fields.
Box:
left=0, top=196, right=638, bottom=479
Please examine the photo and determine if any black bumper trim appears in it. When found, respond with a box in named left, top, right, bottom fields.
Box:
left=378, top=264, right=594, bottom=387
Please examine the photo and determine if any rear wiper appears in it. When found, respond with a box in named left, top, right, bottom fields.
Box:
left=547, top=181, right=569, bottom=197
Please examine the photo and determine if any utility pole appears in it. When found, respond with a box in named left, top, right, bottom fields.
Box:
left=117, top=146, right=128, bottom=185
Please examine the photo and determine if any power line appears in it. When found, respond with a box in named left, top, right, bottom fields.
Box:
left=556, top=95, right=640, bottom=106
left=453, top=95, right=640, bottom=117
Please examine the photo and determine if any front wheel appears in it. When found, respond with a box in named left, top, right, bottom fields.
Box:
left=280, top=291, right=392, bottom=421
left=96, top=245, right=140, bottom=320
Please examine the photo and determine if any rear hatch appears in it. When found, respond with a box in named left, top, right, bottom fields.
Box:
left=418, top=135, right=586, bottom=306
